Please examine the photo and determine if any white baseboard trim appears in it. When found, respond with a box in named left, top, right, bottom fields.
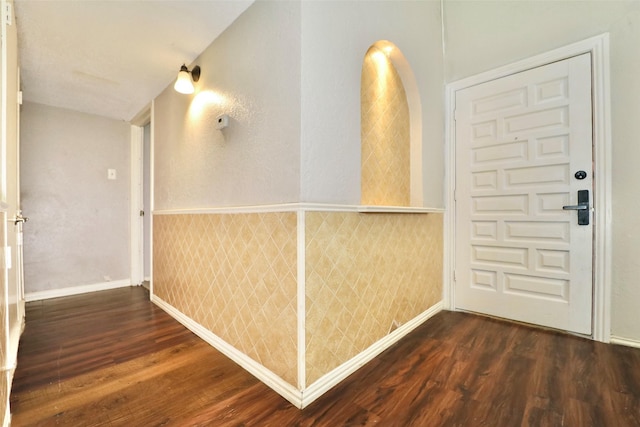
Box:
left=25, top=279, right=132, bottom=302
left=301, top=301, right=444, bottom=408
left=152, top=295, right=443, bottom=409
left=151, top=295, right=303, bottom=408
left=610, top=335, right=640, bottom=349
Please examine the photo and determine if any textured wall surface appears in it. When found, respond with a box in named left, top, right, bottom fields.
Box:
left=305, top=211, right=443, bottom=385
left=153, top=212, right=298, bottom=385
left=20, top=102, right=131, bottom=293
left=153, top=0, right=301, bottom=210
left=361, top=47, right=410, bottom=206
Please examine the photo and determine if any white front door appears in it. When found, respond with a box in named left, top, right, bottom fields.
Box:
left=3, top=0, right=23, bottom=366
left=454, top=53, right=593, bottom=335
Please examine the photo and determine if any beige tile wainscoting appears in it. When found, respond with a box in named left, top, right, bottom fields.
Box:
left=0, top=227, right=8, bottom=420
left=152, top=206, right=443, bottom=407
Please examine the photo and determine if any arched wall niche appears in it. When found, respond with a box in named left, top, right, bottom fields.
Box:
left=360, top=40, right=423, bottom=207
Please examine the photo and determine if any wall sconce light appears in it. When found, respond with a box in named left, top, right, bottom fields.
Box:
left=174, top=64, right=201, bottom=94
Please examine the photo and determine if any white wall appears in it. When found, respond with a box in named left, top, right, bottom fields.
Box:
left=299, top=0, right=444, bottom=207
left=443, top=0, right=640, bottom=341
left=20, top=102, right=131, bottom=293
left=153, top=0, right=301, bottom=210
left=153, top=0, right=444, bottom=210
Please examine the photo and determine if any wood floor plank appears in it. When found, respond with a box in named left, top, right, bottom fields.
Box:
left=9, top=287, right=640, bottom=426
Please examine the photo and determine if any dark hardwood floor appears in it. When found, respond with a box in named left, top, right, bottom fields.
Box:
left=9, top=286, right=640, bottom=426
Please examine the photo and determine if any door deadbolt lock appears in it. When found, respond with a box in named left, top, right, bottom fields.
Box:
left=574, top=170, right=587, bottom=180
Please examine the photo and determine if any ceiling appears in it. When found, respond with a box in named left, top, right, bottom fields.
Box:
left=14, top=0, right=254, bottom=121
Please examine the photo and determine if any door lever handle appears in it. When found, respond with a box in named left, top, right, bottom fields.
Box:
left=563, top=190, right=589, bottom=225
left=8, top=211, right=28, bottom=226
left=562, top=204, right=588, bottom=210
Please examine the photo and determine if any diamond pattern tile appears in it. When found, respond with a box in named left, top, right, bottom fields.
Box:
left=305, top=211, right=443, bottom=384
left=0, top=214, right=7, bottom=416
left=153, top=212, right=298, bottom=385
left=0, top=214, right=6, bottom=385
left=153, top=210, right=444, bottom=391
left=361, top=47, right=411, bottom=206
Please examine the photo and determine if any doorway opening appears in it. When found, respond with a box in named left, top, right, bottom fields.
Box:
left=130, top=104, right=152, bottom=293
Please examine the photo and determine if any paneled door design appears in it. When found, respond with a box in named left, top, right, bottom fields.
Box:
left=3, top=0, right=23, bottom=369
left=454, top=53, right=593, bottom=334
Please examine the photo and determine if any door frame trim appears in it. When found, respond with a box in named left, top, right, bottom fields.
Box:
left=129, top=124, right=143, bottom=286
left=444, top=33, right=612, bottom=342
left=130, top=103, right=153, bottom=291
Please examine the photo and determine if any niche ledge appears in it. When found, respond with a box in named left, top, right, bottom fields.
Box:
left=356, top=205, right=444, bottom=214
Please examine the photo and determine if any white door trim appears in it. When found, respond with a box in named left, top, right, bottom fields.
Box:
left=129, top=124, right=144, bottom=286
left=444, top=33, right=612, bottom=342
left=129, top=102, right=154, bottom=295
left=130, top=103, right=152, bottom=287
